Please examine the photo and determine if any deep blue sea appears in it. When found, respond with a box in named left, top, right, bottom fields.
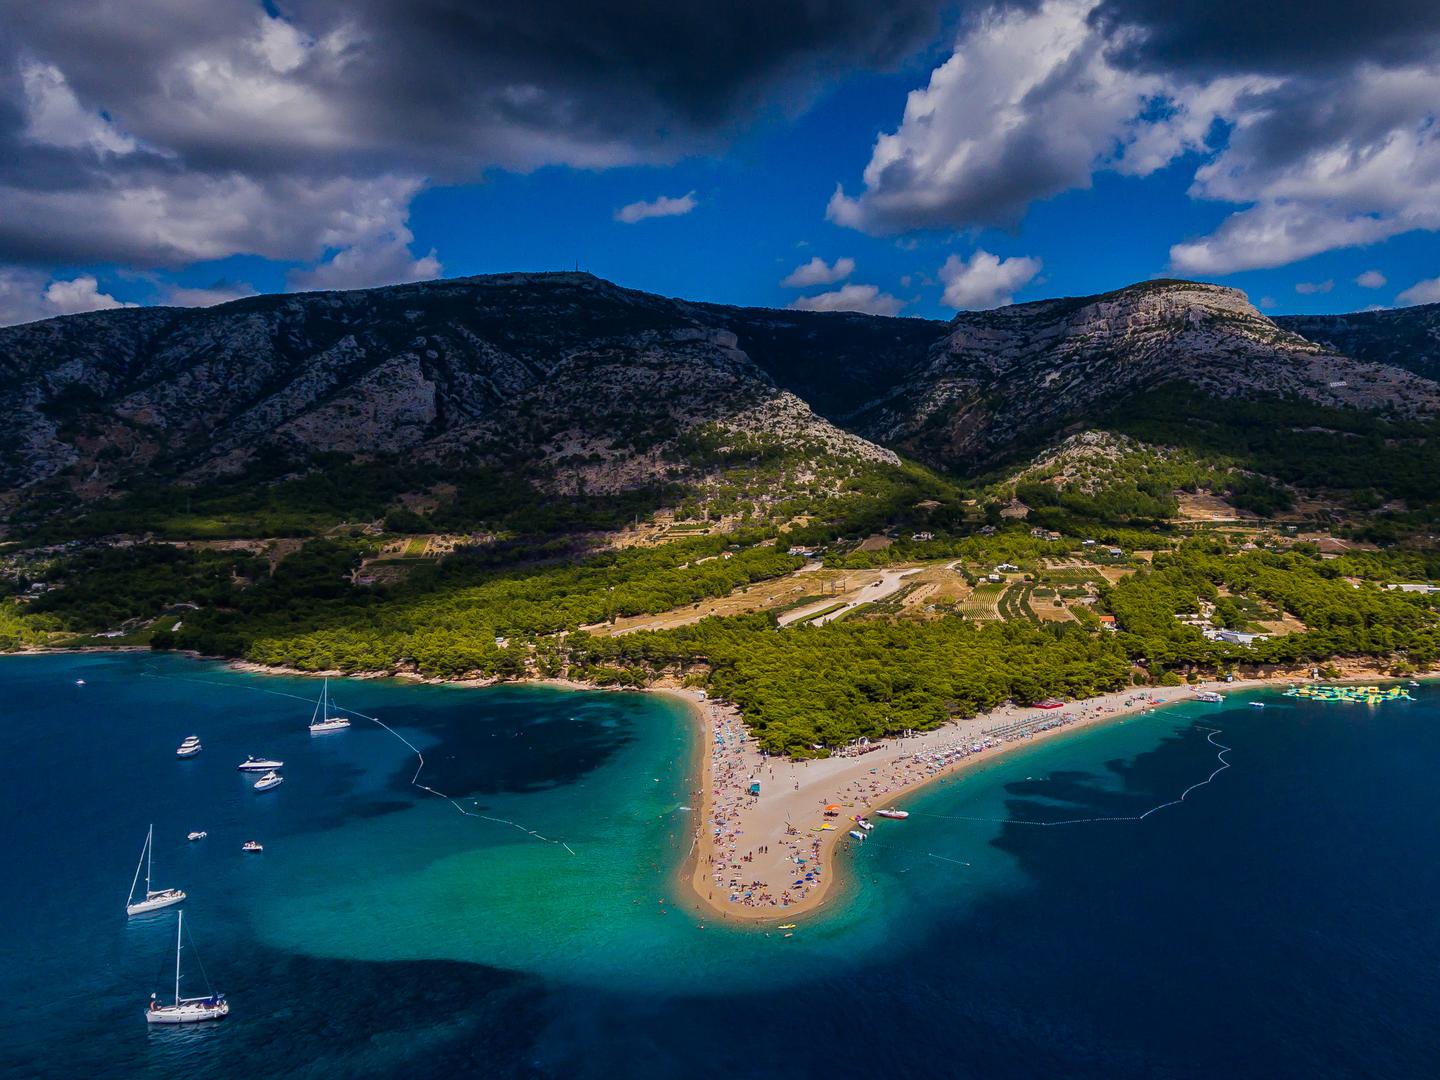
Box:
left=2, top=653, right=1437, bottom=1078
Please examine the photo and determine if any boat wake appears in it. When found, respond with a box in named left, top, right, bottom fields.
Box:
left=140, top=668, right=576, bottom=855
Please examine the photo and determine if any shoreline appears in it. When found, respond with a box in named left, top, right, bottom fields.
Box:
left=676, top=661, right=1419, bottom=925
left=5, top=645, right=1424, bottom=926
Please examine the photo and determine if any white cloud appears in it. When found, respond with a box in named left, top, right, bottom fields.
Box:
left=789, top=283, right=904, bottom=316
left=1356, top=269, right=1387, bottom=288
left=1294, top=279, right=1334, bottom=295
left=938, top=249, right=1042, bottom=309
left=614, top=191, right=697, bottom=224
left=827, top=0, right=1251, bottom=234
left=1397, top=276, right=1440, bottom=306
left=20, top=62, right=136, bottom=156
left=166, top=281, right=259, bottom=307
left=289, top=235, right=442, bottom=292
left=0, top=268, right=137, bottom=326
left=825, top=0, right=1440, bottom=276
left=1258, top=295, right=1278, bottom=309
left=781, top=256, right=855, bottom=287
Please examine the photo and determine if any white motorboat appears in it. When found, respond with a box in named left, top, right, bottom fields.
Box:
left=1195, top=691, right=1224, bottom=704
left=241, top=840, right=263, bottom=853
left=253, top=771, right=283, bottom=792
left=1249, top=701, right=1266, bottom=709
left=126, top=824, right=186, bottom=916
left=308, top=677, right=351, bottom=735
left=186, top=831, right=207, bottom=842
left=875, top=809, right=909, bottom=820
left=237, top=755, right=283, bottom=772
left=175, top=736, right=202, bottom=758
left=848, top=830, right=866, bottom=841
left=855, top=818, right=874, bottom=831
left=145, top=911, right=229, bottom=1025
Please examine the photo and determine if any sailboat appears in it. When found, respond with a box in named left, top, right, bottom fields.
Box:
left=145, top=910, right=229, bottom=1024
left=308, top=677, right=351, bottom=735
left=127, top=824, right=185, bottom=916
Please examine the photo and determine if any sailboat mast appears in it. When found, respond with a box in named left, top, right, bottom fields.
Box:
left=174, top=910, right=183, bottom=1005
left=146, top=824, right=153, bottom=894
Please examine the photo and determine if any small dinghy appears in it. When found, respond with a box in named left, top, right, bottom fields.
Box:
left=1248, top=701, right=1266, bottom=709
left=252, top=771, right=283, bottom=792
left=237, top=755, right=283, bottom=772
left=127, top=825, right=186, bottom=916
left=308, top=677, right=351, bottom=735
left=175, top=736, right=202, bottom=758
left=186, top=831, right=207, bottom=842
left=145, top=911, right=229, bottom=1025
left=875, top=808, right=909, bottom=820
left=241, top=840, right=263, bottom=853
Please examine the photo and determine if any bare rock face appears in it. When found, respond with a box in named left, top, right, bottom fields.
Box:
left=1277, top=303, right=1440, bottom=383
left=0, top=273, right=904, bottom=502
left=1, top=273, right=1436, bottom=512
left=850, top=281, right=1440, bottom=468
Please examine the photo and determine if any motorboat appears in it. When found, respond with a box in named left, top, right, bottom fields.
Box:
left=308, top=677, right=352, bottom=735
left=186, top=831, right=207, bottom=842
left=848, top=830, right=866, bottom=841
left=145, top=911, right=229, bottom=1024
left=854, top=818, right=874, bottom=831
left=126, top=825, right=186, bottom=916
left=237, top=756, right=283, bottom=772
left=1248, top=701, right=1266, bottom=709
left=252, top=771, right=283, bottom=792
left=175, top=736, right=202, bottom=758
left=875, top=809, right=909, bottom=820
left=1195, top=691, right=1223, bottom=704
left=241, top=840, right=263, bottom=853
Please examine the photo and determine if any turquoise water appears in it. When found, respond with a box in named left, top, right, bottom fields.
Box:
left=2, top=653, right=1437, bottom=1077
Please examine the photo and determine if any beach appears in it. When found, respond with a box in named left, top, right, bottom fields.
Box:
left=676, top=663, right=1410, bottom=924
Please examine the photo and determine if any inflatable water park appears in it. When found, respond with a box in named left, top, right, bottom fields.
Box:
left=1283, top=683, right=1416, bottom=704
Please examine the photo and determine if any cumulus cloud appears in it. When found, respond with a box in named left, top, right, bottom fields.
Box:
left=781, top=256, right=855, bottom=287
left=1294, top=280, right=1334, bottom=295
left=789, top=283, right=904, bottom=316
left=289, top=235, right=442, bottom=292
left=0, top=268, right=137, bottom=326
left=165, top=281, right=259, bottom=307
left=1397, top=276, right=1440, bottom=306
left=938, top=250, right=1041, bottom=310
left=614, top=191, right=697, bottom=224
left=1355, top=270, right=1387, bottom=289
left=827, top=0, right=1253, bottom=234
left=829, top=0, right=1440, bottom=277
left=0, top=1, right=946, bottom=290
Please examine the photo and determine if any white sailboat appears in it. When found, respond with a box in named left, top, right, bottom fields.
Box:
left=145, top=910, right=229, bottom=1024
left=308, top=677, right=351, bottom=735
left=127, top=825, right=185, bottom=916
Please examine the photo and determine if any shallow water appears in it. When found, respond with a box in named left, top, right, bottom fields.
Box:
left=1, top=654, right=1436, bottom=1078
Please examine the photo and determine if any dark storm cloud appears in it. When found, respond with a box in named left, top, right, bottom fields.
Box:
left=0, top=0, right=953, bottom=289
left=1090, top=0, right=1440, bottom=75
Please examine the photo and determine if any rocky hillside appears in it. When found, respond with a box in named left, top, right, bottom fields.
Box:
left=1277, top=304, right=1440, bottom=383
left=850, top=281, right=1440, bottom=469
left=0, top=273, right=914, bottom=507
left=4, top=273, right=1438, bottom=524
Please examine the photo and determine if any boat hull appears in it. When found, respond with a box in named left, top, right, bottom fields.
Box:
left=146, top=1000, right=229, bottom=1024
left=308, top=720, right=350, bottom=735
left=127, top=890, right=185, bottom=916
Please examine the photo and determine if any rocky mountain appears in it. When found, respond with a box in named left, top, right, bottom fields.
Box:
left=0, top=273, right=918, bottom=507
left=849, top=281, right=1440, bottom=469
left=1277, top=304, right=1440, bottom=383
left=3, top=273, right=1438, bottom=523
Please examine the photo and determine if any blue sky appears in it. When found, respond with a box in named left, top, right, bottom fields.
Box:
left=3, top=1, right=1439, bottom=325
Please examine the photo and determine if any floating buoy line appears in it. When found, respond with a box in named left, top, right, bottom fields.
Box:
left=140, top=668, right=575, bottom=855
left=854, top=726, right=1233, bottom=869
